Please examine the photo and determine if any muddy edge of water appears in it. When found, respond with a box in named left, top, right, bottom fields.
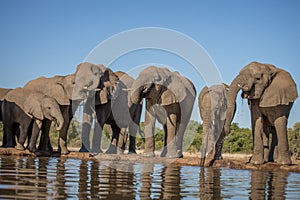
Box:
left=0, top=147, right=299, bottom=173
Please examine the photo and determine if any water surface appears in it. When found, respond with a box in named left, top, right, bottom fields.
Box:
left=0, top=156, right=300, bottom=199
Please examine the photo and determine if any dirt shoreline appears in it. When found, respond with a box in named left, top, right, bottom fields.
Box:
left=0, top=147, right=299, bottom=173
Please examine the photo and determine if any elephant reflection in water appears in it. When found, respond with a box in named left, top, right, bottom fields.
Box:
left=250, top=170, right=288, bottom=200
left=55, top=158, right=67, bottom=199
left=139, top=164, right=181, bottom=199
left=199, top=168, right=221, bottom=199
left=97, top=165, right=136, bottom=199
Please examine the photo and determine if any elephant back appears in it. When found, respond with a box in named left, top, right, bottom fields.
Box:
left=24, top=76, right=70, bottom=105
left=0, top=88, right=12, bottom=101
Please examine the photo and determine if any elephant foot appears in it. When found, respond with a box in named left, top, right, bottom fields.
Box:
left=178, top=151, right=184, bottom=158
left=250, top=154, right=264, bottom=165
left=106, top=145, right=117, bottom=154
left=143, top=152, right=155, bottom=158
left=128, top=150, right=137, bottom=155
left=79, top=146, right=90, bottom=152
left=58, top=147, right=70, bottom=155
left=117, top=149, right=124, bottom=155
left=16, top=143, right=25, bottom=151
left=276, top=156, right=292, bottom=165
left=60, top=149, right=70, bottom=155
left=28, top=146, right=37, bottom=153
left=165, top=151, right=179, bottom=158
left=160, top=148, right=167, bottom=157
left=91, top=148, right=103, bottom=154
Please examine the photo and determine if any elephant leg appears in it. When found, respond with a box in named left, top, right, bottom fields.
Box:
left=38, top=119, right=52, bottom=151
left=250, top=101, right=264, bottom=165
left=274, top=116, right=291, bottom=165
left=128, top=104, right=142, bottom=154
left=262, top=125, right=270, bottom=162
left=106, top=124, right=120, bottom=154
left=176, top=120, right=188, bottom=158
left=28, top=119, right=43, bottom=153
left=1, top=128, right=7, bottom=147
left=117, top=128, right=127, bottom=154
left=250, top=116, right=264, bottom=164
left=143, top=103, right=156, bottom=157
left=128, top=126, right=137, bottom=154
left=91, top=120, right=103, bottom=153
left=160, top=125, right=168, bottom=157
left=4, top=127, right=15, bottom=148
left=164, top=113, right=178, bottom=158
left=58, top=106, right=71, bottom=154
left=80, top=100, right=94, bottom=152
left=16, top=119, right=32, bottom=151
left=214, top=129, right=225, bottom=160
left=269, top=128, right=278, bottom=162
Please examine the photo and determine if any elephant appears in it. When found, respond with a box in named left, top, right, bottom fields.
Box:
left=24, top=62, right=109, bottom=154
left=2, top=88, right=64, bottom=152
left=79, top=70, right=142, bottom=154
left=198, top=84, right=230, bottom=167
left=224, top=61, right=298, bottom=165
left=24, top=74, right=79, bottom=154
left=130, top=66, right=196, bottom=158
left=0, top=88, right=12, bottom=147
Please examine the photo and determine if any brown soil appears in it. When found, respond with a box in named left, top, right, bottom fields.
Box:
left=1, top=147, right=299, bottom=173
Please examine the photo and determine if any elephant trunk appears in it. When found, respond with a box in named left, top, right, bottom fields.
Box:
left=130, top=78, right=145, bottom=104
left=224, top=74, right=246, bottom=135
left=55, top=115, right=65, bottom=131
left=200, top=120, right=210, bottom=167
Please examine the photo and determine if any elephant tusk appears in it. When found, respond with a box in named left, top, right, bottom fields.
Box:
left=237, top=84, right=242, bottom=88
left=83, top=86, right=88, bottom=89
left=94, top=88, right=101, bottom=91
left=122, top=88, right=132, bottom=91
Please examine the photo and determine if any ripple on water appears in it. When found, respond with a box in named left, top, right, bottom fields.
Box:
left=1, top=156, right=300, bottom=199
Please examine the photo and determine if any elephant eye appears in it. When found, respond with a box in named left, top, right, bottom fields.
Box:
left=48, top=107, right=51, bottom=110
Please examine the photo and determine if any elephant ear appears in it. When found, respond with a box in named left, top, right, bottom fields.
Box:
left=160, top=71, right=188, bottom=106
left=260, top=69, right=298, bottom=107
left=23, top=92, right=44, bottom=120
left=49, top=79, right=70, bottom=105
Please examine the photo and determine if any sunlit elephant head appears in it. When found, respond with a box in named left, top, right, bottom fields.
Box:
left=130, top=66, right=188, bottom=105
left=73, top=62, right=107, bottom=100
left=95, top=67, right=119, bottom=105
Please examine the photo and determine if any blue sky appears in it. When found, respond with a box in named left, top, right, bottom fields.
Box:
left=0, top=0, right=299, bottom=128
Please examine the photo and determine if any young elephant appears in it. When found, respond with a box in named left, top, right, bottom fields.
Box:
left=2, top=88, right=64, bottom=152
left=198, top=84, right=230, bottom=166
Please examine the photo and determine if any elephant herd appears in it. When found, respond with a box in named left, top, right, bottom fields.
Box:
left=0, top=61, right=298, bottom=165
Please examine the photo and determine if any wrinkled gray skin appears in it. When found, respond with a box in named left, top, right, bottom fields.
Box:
left=24, top=62, right=107, bottom=154
left=2, top=88, right=64, bottom=152
left=199, top=84, right=230, bottom=167
left=131, top=66, right=196, bottom=158
left=80, top=70, right=142, bottom=154
left=225, top=62, right=298, bottom=165
left=0, top=88, right=12, bottom=147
